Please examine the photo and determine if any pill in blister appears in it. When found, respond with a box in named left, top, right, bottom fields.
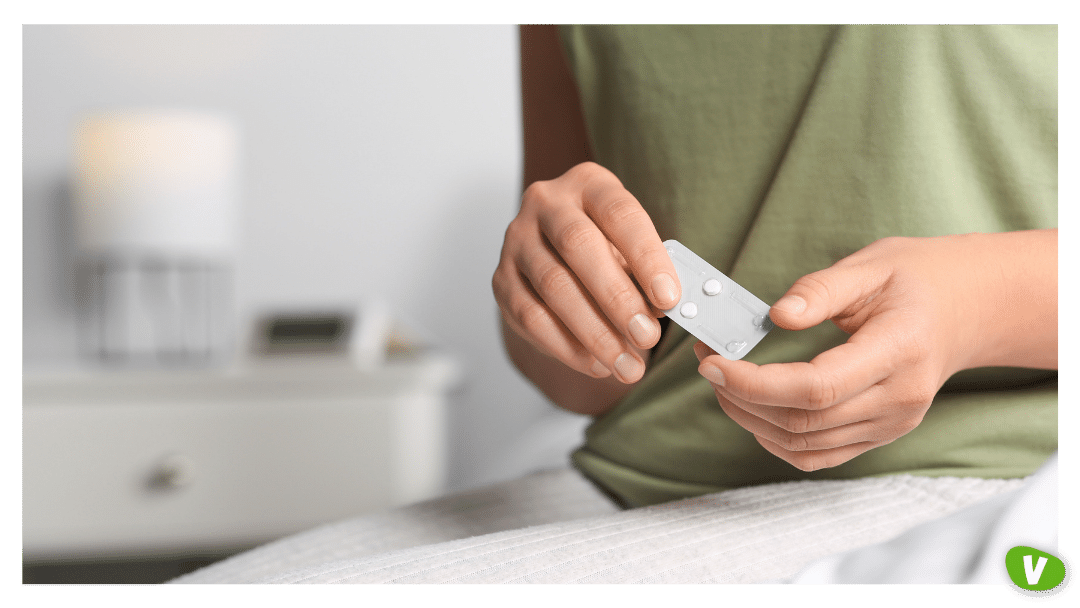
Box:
left=703, top=278, right=722, bottom=296
left=679, top=302, right=698, bottom=318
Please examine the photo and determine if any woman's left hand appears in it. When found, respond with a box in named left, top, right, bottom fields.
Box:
left=694, top=231, right=1057, bottom=471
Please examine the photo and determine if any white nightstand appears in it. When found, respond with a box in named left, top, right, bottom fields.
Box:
left=23, top=354, right=461, bottom=563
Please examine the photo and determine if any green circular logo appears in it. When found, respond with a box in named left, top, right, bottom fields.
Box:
left=1006, top=546, right=1075, bottom=600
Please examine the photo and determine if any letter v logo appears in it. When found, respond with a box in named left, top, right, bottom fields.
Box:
left=1006, top=546, right=1069, bottom=596
left=1024, top=554, right=1048, bottom=585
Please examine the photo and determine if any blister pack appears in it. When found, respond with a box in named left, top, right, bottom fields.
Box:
left=661, top=239, right=774, bottom=360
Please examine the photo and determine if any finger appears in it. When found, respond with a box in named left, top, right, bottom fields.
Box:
left=696, top=313, right=905, bottom=409
left=538, top=204, right=663, bottom=349
left=769, top=260, right=889, bottom=331
left=713, top=386, right=887, bottom=451
left=516, top=241, right=647, bottom=383
left=713, top=382, right=884, bottom=434
left=610, top=243, right=668, bottom=318
left=495, top=268, right=611, bottom=379
left=715, top=372, right=928, bottom=444
left=579, top=177, right=681, bottom=311
left=754, top=434, right=878, bottom=472
left=501, top=309, right=610, bottom=379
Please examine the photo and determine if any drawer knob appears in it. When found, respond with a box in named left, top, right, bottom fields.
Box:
left=148, top=453, right=195, bottom=491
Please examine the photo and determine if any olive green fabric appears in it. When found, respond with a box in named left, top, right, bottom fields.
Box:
left=559, top=25, right=1057, bottom=508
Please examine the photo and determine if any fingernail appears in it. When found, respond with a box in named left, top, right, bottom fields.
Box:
left=614, top=353, right=644, bottom=383
left=773, top=294, right=806, bottom=315
left=651, top=273, right=679, bottom=308
left=699, top=364, right=725, bottom=387
left=628, top=313, right=659, bottom=347
left=590, top=359, right=611, bottom=377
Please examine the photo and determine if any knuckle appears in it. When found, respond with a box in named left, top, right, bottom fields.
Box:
left=795, top=432, right=813, bottom=452
left=778, top=430, right=809, bottom=452
left=777, top=408, right=814, bottom=434
left=569, top=160, right=602, bottom=177
left=553, top=218, right=598, bottom=253
left=731, top=379, right=757, bottom=404
left=794, top=272, right=835, bottom=306
left=521, top=179, right=553, bottom=206
left=583, top=327, right=623, bottom=358
left=536, top=264, right=577, bottom=299
left=892, top=330, right=928, bottom=369
left=491, top=264, right=519, bottom=306
left=625, top=242, right=665, bottom=276
left=908, top=382, right=938, bottom=407
left=806, top=372, right=839, bottom=410
left=601, top=282, right=641, bottom=315
left=598, top=196, right=646, bottom=228
left=896, top=343, right=923, bottom=369
left=503, top=217, right=525, bottom=242
left=733, top=371, right=770, bottom=405
left=491, top=268, right=506, bottom=301
left=502, top=217, right=537, bottom=252
left=875, top=235, right=909, bottom=251
left=513, top=299, right=548, bottom=334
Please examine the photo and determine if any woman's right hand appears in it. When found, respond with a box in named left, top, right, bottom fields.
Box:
left=492, top=162, right=681, bottom=384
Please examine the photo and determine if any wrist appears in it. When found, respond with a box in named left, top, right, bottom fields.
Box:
left=963, top=230, right=1057, bottom=370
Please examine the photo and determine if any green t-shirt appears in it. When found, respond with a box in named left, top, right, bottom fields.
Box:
left=559, top=25, right=1058, bottom=508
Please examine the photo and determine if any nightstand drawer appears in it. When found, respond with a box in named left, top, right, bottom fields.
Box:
left=23, top=360, right=456, bottom=561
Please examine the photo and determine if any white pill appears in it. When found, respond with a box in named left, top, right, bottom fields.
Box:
left=703, top=278, right=722, bottom=296
left=679, top=302, right=698, bottom=319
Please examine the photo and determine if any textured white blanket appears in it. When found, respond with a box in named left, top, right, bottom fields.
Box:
left=174, top=467, right=1026, bottom=584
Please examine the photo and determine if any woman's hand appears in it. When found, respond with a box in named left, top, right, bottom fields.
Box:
left=694, top=230, right=1057, bottom=472
left=493, top=161, right=681, bottom=384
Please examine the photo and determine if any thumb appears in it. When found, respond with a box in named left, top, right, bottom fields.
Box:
left=769, top=263, right=882, bottom=331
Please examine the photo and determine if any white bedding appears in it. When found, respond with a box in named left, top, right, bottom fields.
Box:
left=173, top=462, right=1040, bottom=584
left=786, top=453, right=1058, bottom=584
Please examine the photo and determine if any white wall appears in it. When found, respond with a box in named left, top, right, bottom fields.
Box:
left=22, top=25, right=589, bottom=492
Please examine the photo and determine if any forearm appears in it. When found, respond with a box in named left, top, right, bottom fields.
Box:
left=520, top=24, right=593, bottom=185
left=501, top=318, right=641, bottom=417
left=967, top=229, right=1057, bottom=370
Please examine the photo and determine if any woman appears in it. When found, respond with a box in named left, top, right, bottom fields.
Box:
left=494, top=24, right=1057, bottom=507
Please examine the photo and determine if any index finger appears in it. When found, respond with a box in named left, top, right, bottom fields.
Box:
left=580, top=177, right=680, bottom=311
left=697, top=316, right=902, bottom=410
